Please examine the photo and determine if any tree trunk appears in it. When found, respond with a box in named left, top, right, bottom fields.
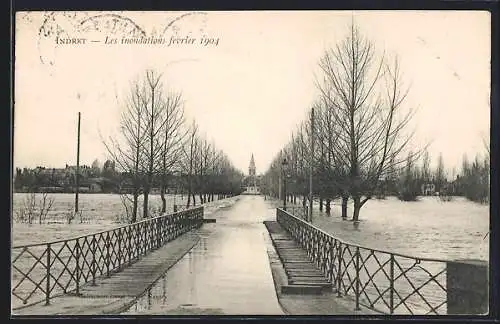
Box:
left=352, top=196, right=361, bottom=222
left=131, top=192, right=139, bottom=223
left=341, top=195, right=348, bottom=219
left=192, top=193, right=196, bottom=206
left=160, top=185, right=166, bottom=213
left=186, top=181, right=191, bottom=208
left=302, top=195, right=307, bottom=207
left=143, top=191, right=149, bottom=218
left=326, top=198, right=331, bottom=215
left=319, top=197, right=323, bottom=211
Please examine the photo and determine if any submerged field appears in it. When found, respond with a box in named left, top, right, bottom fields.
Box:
left=12, top=193, right=489, bottom=260
left=269, top=195, right=489, bottom=261
left=11, top=193, right=235, bottom=247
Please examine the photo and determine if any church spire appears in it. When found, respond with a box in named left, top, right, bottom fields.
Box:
left=249, top=153, right=256, bottom=176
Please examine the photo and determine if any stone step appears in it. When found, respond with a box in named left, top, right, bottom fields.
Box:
left=283, top=264, right=318, bottom=270
left=281, top=284, right=329, bottom=295
left=283, top=260, right=315, bottom=264
left=286, top=271, right=326, bottom=278
left=288, top=280, right=332, bottom=287
left=273, top=236, right=292, bottom=240
left=286, top=268, right=324, bottom=273
left=265, top=220, right=334, bottom=296
left=280, top=253, right=309, bottom=258
left=273, top=244, right=300, bottom=248
left=281, top=259, right=308, bottom=264
left=281, top=256, right=309, bottom=260
left=280, top=252, right=308, bottom=256
left=289, top=276, right=331, bottom=283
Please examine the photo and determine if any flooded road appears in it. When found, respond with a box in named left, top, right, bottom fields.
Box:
left=122, top=195, right=284, bottom=315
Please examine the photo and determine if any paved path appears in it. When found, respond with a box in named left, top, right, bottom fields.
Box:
left=123, top=195, right=284, bottom=315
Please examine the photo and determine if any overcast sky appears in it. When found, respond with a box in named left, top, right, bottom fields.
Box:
left=14, top=11, right=490, bottom=176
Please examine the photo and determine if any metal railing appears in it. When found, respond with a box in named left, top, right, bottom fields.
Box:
left=11, top=207, right=204, bottom=310
left=283, top=206, right=308, bottom=220
left=277, top=208, right=448, bottom=315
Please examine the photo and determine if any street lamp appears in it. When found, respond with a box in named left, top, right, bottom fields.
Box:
left=282, top=158, right=289, bottom=211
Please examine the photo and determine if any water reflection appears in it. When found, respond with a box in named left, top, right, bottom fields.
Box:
left=122, top=197, right=284, bottom=315
left=123, top=274, right=168, bottom=314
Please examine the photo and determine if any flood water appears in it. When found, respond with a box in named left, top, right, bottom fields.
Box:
left=119, top=194, right=489, bottom=315
left=299, top=196, right=489, bottom=261
left=122, top=195, right=284, bottom=315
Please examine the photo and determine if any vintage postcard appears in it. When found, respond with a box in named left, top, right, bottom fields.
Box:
left=12, top=10, right=491, bottom=316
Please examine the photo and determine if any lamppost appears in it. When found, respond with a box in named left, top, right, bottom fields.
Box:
left=282, top=158, right=288, bottom=211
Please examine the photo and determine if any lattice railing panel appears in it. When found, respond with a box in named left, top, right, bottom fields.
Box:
left=12, top=206, right=204, bottom=309
left=277, top=208, right=448, bottom=315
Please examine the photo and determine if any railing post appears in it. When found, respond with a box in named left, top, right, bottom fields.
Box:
left=150, top=219, right=154, bottom=250
left=75, top=239, right=80, bottom=295
left=118, top=228, right=123, bottom=268
left=337, top=241, right=342, bottom=298
left=146, top=221, right=150, bottom=251
left=152, top=218, right=155, bottom=249
left=160, top=217, right=164, bottom=245
left=144, top=222, right=147, bottom=254
left=159, top=217, right=163, bottom=247
left=355, top=246, right=361, bottom=311
left=106, top=232, right=110, bottom=277
left=136, top=225, right=140, bottom=259
left=389, top=254, right=395, bottom=314
left=153, top=219, right=157, bottom=249
left=91, top=235, right=96, bottom=286
left=127, top=227, right=132, bottom=265
left=45, top=243, right=51, bottom=305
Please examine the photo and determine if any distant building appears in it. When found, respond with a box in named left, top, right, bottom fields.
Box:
left=421, top=183, right=436, bottom=196
left=249, top=154, right=256, bottom=178
left=245, top=154, right=259, bottom=194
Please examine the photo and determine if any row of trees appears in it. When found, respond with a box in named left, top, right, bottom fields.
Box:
left=262, top=23, right=419, bottom=224
left=459, top=152, right=490, bottom=203
left=261, top=23, right=490, bottom=225
left=381, top=149, right=490, bottom=203
left=103, top=69, right=244, bottom=222
left=13, top=161, right=114, bottom=192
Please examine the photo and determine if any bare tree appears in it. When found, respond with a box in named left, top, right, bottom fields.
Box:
left=316, top=23, right=418, bottom=223
left=14, top=192, right=54, bottom=224
left=482, top=135, right=490, bottom=157
left=196, top=135, right=212, bottom=204
left=38, top=192, right=55, bottom=224
left=207, top=142, right=220, bottom=202
left=313, top=100, right=349, bottom=216
left=435, top=153, right=446, bottom=193
left=421, top=149, right=431, bottom=183
left=158, top=90, right=186, bottom=213
left=181, top=120, right=199, bottom=208
left=140, top=70, right=168, bottom=219
left=15, top=192, right=36, bottom=224
left=102, top=78, right=148, bottom=223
